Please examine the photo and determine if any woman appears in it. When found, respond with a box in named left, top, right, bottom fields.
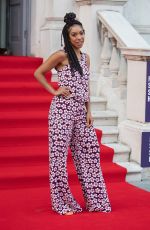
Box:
left=34, top=12, right=111, bottom=215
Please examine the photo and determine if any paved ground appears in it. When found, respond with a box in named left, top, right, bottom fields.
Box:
left=129, top=179, right=150, bottom=192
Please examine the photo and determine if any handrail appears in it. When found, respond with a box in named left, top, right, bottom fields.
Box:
left=97, top=10, right=150, bottom=50
left=96, top=10, right=150, bottom=122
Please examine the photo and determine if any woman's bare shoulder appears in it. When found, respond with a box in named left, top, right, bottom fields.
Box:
left=51, top=50, right=67, bottom=60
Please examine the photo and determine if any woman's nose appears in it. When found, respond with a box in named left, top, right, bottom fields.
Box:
left=77, top=34, right=82, bottom=40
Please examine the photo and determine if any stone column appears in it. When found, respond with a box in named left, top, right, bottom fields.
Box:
left=119, top=48, right=150, bottom=179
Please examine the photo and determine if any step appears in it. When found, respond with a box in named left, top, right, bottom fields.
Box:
left=90, top=96, right=107, bottom=111
left=116, top=162, right=142, bottom=182
left=0, top=80, right=57, bottom=95
left=92, top=110, right=118, bottom=126
left=0, top=145, right=72, bottom=165
left=0, top=69, right=52, bottom=82
left=106, top=143, right=130, bottom=162
left=0, top=161, right=127, bottom=189
left=0, top=56, right=43, bottom=69
left=0, top=145, right=49, bottom=165
left=95, top=125, right=119, bottom=143
left=0, top=127, right=49, bottom=147
left=89, top=76, right=98, bottom=96
left=0, top=110, right=49, bottom=128
left=51, top=71, right=58, bottom=82
left=0, top=109, right=118, bottom=129
left=0, top=95, right=54, bottom=111
left=0, top=126, right=102, bottom=147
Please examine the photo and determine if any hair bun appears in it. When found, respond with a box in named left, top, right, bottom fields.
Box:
left=64, top=12, right=76, bottom=24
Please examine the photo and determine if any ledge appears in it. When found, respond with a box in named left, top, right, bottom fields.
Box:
left=121, top=48, right=150, bottom=60
left=76, top=0, right=128, bottom=6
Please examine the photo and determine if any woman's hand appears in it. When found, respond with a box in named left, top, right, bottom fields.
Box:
left=54, top=86, right=71, bottom=97
left=86, top=111, right=94, bottom=128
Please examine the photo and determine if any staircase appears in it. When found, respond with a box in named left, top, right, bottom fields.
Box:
left=0, top=56, right=129, bottom=190
left=89, top=79, right=142, bottom=182
left=0, top=56, right=142, bottom=190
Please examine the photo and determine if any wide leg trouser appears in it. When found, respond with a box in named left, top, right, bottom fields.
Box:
left=48, top=96, right=111, bottom=215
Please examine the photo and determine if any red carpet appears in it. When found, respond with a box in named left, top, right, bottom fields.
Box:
left=0, top=56, right=150, bottom=230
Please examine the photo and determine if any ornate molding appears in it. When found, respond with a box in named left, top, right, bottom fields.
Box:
left=133, top=25, right=150, bottom=35
left=76, top=0, right=128, bottom=6
left=45, top=17, right=64, bottom=22
left=40, top=17, right=64, bottom=31
left=121, top=48, right=150, bottom=61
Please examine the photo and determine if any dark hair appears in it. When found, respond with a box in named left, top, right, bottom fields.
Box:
left=61, top=12, right=84, bottom=76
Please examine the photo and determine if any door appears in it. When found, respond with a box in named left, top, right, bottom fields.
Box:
left=7, top=0, right=30, bottom=56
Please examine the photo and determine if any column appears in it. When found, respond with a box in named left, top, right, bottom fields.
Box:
left=119, top=49, right=150, bottom=177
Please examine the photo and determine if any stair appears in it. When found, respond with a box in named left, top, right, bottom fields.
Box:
left=116, top=162, right=142, bottom=182
left=106, top=143, right=130, bottom=162
left=96, top=126, right=119, bottom=143
left=90, top=94, right=142, bottom=182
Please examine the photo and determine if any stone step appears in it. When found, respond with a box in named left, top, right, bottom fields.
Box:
left=90, top=96, right=107, bottom=111
left=116, top=162, right=142, bottom=182
left=106, top=143, right=130, bottom=162
left=95, top=125, right=118, bottom=143
left=51, top=71, right=58, bottom=82
left=92, top=110, right=118, bottom=126
left=89, top=76, right=98, bottom=96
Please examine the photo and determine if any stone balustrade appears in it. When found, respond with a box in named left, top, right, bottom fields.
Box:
left=97, top=10, right=150, bottom=100
left=97, top=10, right=150, bottom=171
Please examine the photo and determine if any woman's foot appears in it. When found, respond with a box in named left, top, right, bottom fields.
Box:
left=64, top=211, right=74, bottom=215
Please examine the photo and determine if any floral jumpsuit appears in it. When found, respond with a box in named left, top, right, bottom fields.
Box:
left=48, top=52, right=111, bottom=215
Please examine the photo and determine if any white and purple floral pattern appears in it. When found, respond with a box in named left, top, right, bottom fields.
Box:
left=48, top=53, right=111, bottom=214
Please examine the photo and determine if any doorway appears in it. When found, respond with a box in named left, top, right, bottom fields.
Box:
left=0, top=0, right=31, bottom=56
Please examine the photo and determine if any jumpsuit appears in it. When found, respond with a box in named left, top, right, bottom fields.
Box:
left=48, top=52, right=111, bottom=215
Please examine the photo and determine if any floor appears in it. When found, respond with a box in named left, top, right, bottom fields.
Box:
left=129, top=179, right=150, bottom=192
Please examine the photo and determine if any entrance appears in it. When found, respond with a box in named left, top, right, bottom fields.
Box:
left=0, top=0, right=31, bottom=56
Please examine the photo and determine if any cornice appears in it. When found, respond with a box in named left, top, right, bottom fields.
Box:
left=133, top=25, right=150, bottom=35
left=76, top=0, right=128, bottom=6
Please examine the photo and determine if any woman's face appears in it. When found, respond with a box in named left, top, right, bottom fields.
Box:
left=68, top=25, right=85, bottom=49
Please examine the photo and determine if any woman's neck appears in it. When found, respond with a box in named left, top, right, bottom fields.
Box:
left=73, top=48, right=82, bottom=59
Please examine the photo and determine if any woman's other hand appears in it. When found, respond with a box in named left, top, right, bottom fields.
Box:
left=86, top=112, right=93, bottom=127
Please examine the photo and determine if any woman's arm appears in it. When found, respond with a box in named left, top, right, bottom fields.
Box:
left=85, top=54, right=93, bottom=127
left=34, top=51, right=70, bottom=97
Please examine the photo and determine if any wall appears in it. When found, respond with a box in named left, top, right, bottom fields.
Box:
left=124, top=0, right=150, bottom=44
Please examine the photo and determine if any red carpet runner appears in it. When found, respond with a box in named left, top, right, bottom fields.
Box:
left=0, top=56, right=150, bottom=230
